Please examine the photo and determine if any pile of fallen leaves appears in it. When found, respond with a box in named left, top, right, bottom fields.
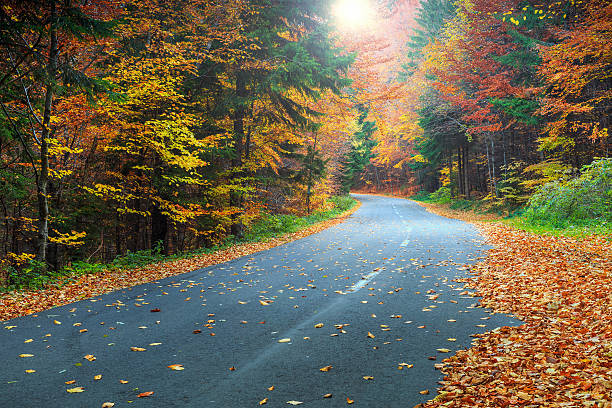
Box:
left=424, top=223, right=612, bottom=407
left=414, top=201, right=502, bottom=223
left=0, top=202, right=360, bottom=321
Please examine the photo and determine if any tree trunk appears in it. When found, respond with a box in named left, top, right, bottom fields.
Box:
left=463, top=142, right=470, bottom=199
left=230, top=72, right=247, bottom=239
left=151, top=206, right=168, bottom=254
left=36, top=0, right=58, bottom=265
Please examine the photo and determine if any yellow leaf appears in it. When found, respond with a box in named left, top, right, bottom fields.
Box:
left=347, top=397, right=355, bottom=404
left=278, top=338, right=291, bottom=343
left=130, top=347, right=146, bottom=351
left=94, top=374, right=102, bottom=380
left=362, top=376, right=374, bottom=380
left=367, top=332, right=375, bottom=338
left=167, top=364, right=184, bottom=371
left=24, top=339, right=33, bottom=343
left=419, top=389, right=429, bottom=395
left=437, top=348, right=451, bottom=353
left=259, top=398, right=268, bottom=405
left=53, top=320, right=61, bottom=325
left=67, top=387, right=85, bottom=393
left=19, top=354, right=34, bottom=358
left=84, top=354, right=96, bottom=361
left=25, top=369, right=36, bottom=373
left=314, top=323, right=324, bottom=328
left=268, top=386, right=274, bottom=391
left=319, top=365, right=333, bottom=372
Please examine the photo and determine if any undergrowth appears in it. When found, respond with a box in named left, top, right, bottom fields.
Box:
left=2, top=196, right=357, bottom=292
left=411, top=158, right=612, bottom=238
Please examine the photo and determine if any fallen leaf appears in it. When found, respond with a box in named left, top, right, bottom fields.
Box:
left=323, top=393, right=332, bottom=398
left=168, top=364, right=184, bottom=371
left=84, top=354, right=96, bottom=361
left=25, top=369, right=36, bottom=373
left=150, top=308, right=161, bottom=312
left=314, top=323, right=324, bottom=328
left=149, top=342, right=162, bottom=346
left=24, top=339, right=33, bottom=343
left=347, top=397, right=354, bottom=404
left=229, top=366, right=236, bottom=371
left=67, top=387, right=85, bottom=393
left=367, top=332, right=375, bottom=338
left=268, top=386, right=275, bottom=391
left=286, top=401, right=303, bottom=405
left=65, top=380, right=76, bottom=384
left=259, top=398, right=268, bottom=405
left=436, top=348, right=451, bottom=353
left=193, top=329, right=202, bottom=334
left=119, top=380, right=129, bottom=384
left=101, top=403, right=115, bottom=408
left=278, top=338, right=291, bottom=343
left=419, top=389, right=429, bottom=395
left=19, top=354, right=34, bottom=358
left=138, top=391, right=154, bottom=398
left=362, top=376, right=374, bottom=380
left=130, top=347, right=146, bottom=351
left=53, top=320, right=61, bottom=325
left=94, top=374, right=102, bottom=380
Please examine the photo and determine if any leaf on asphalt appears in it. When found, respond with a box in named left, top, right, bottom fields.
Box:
left=419, top=389, right=429, bottom=395
left=65, top=380, right=76, bottom=384
left=314, top=323, right=324, bottom=328
left=149, top=342, right=162, bottom=346
left=94, top=374, right=102, bottom=380
left=67, top=387, right=85, bottom=393
left=229, top=366, right=236, bottom=371
left=319, top=365, right=333, bottom=372
left=286, top=401, right=303, bottom=405
left=436, top=348, right=451, bottom=353
left=19, top=354, right=34, bottom=358
left=259, top=300, right=272, bottom=306
left=84, top=354, right=96, bottom=361
left=323, top=393, right=332, bottom=398
left=193, top=329, right=202, bottom=334
left=367, top=332, right=375, bottom=338
left=362, top=376, right=374, bottom=380
left=101, top=403, right=115, bottom=408
left=268, top=386, right=274, bottom=391
left=168, top=364, right=184, bottom=371
left=25, top=369, right=35, bottom=373
left=130, top=347, right=146, bottom=351
left=53, top=320, right=61, bottom=325
left=278, top=338, right=291, bottom=343
left=150, top=308, right=161, bottom=312
left=259, top=398, right=268, bottom=405
left=24, top=339, right=33, bottom=343
left=138, top=391, right=154, bottom=398
left=347, top=397, right=354, bottom=404
left=119, top=380, right=128, bottom=384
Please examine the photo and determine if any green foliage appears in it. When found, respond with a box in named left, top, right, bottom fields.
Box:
left=521, top=158, right=612, bottom=230
left=245, top=195, right=356, bottom=241
left=342, top=105, right=378, bottom=192
left=4, top=261, right=60, bottom=291
left=111, top=242, right=165, bottom=268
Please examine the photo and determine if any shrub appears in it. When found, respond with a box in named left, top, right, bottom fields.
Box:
left=522, top=158, right=612, bottom=228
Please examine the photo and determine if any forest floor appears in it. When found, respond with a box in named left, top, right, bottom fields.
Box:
left=0, top=201, right=361, bottom=321
left=416, top=201, right=612, bottom=407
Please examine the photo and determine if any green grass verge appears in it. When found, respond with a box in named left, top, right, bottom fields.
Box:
left=2, top=195, right=357, bottom=292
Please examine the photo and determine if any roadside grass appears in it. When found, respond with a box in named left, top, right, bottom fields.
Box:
left=2, top=196, right=357, bottom=293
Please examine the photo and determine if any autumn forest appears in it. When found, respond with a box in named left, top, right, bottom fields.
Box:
left=0, top=0, right=610, bottom=283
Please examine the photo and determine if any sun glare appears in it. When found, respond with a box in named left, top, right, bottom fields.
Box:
left=333, top=0, right=375, bottom=30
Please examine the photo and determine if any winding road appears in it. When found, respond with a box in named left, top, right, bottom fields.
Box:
left=1, top=194, right=520, bottom=407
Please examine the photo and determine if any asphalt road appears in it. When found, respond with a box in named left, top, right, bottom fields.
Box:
left=0, top=194, right=520, bottom=407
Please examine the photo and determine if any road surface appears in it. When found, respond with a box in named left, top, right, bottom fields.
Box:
left=0, top=194, right=520, bottom=407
